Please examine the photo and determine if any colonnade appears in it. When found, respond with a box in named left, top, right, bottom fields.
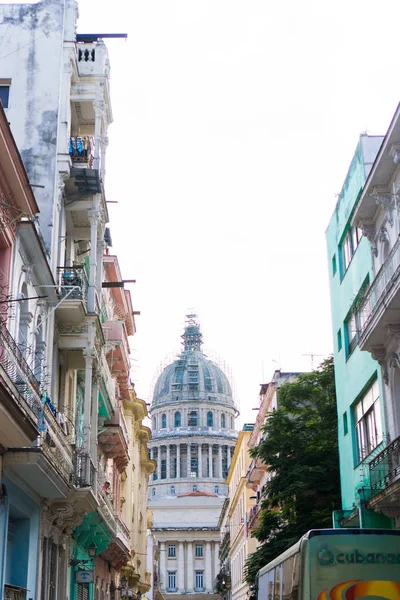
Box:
left=159, top=540, right=220, bottom=593
left=150, top=443, right=234, bottom=481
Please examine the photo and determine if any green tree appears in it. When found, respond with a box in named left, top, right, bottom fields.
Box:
left=245, top=357, right=340, bottom=584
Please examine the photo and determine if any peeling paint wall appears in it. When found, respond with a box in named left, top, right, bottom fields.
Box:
left=0, top=0, right=73, bottom=255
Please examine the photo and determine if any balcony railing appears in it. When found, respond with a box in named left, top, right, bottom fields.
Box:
left=4, top=585, right=26, bottom=600
left=370, top=435, right=400, bottom=496
left=97, top=462, right=114, bottom=512
left=37, top=404, right=73, bottom=482
left=57, top=266, right=88, bottom=301
left=116, top=515, right=130, bottom=549
left=358, top=236, right=400, bottom=338
left=0, top=324, right=41, bottom=415
left=248, top=503, right=261, bottom=528
left=71, top=450, right=96, bottom=491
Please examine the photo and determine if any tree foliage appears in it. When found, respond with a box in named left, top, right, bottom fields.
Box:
left=245, top=357, right=341, bottom=584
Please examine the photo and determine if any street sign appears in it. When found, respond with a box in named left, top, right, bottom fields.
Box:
left=76, top=570, right=94, bottom=583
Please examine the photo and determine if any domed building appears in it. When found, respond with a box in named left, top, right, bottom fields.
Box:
left=148, top=315, right=239, bottom=600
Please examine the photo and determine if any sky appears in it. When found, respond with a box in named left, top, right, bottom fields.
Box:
left=6, top=0, right=400, bottom=423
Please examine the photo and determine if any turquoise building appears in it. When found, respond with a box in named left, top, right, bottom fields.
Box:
left=326, top=134, right=392, bottom=528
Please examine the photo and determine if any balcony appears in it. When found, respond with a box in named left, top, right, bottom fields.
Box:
left=99, top=354, right=117, bottom=420
left=369, top=436, right=400, bottom=518
left=247, top=457, right=266, bottom=485
left=0, top=325, right=41, bottom=445
left=358, top=236, right=400, bottom=350
left=99, top=407, right=130, bottom=471
left=71, top=450, right=99, bottom=513
left=69, top=136, right=94, bottom=168
left=104, top=320, right=131, bottom=377
left=97, top=462, right=117, bottom=533
left=115, top=514, right=131, bottom=551
left=3, top=402, right=73, bottom=499
left=247, top=504, right=261, bottom=530
left=55, top=266, right=88, bottom=325
left=4, top=585, right=26, bottom=600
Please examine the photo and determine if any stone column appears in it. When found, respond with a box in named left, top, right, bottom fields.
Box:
left=160, top=542, right=166, bottom=592
left=187, top=443, right=191, bottom=477
left=178, top=542, right=185, bottom=592
left=227, top=446, right=232, bottom=470
left=218, top=445, right=223, bottom=478
left=214, top=541, right=220, bottom=582
left=198, top=443, right=202, bottom=478
left=208, top=444, right=213, bottom=478
left=167, top=444, right=171, bottom=479
left=82, top=349, right=94, bottom=466
left=205, top=541, right=212, bottom=591
left=157, top=446, right=161, bottom=481
left=177, top=444, right=181, bottom=478
left=187, top=542, right=194, bottom=592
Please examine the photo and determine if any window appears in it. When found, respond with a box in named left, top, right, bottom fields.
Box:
left=343, top=411, right=348, bottom=435
left=332, top=254, right=337, bottom=276
left=170, top=485, right=175, bottom=495
left=152, top=488, right=155, bottom=497
left=193, top=484, right=197, bottom=491
left=188, top=410, right=198, bottom=427
left=221, top=413, right=226, bottom=428
left=354, top=379, right=383, bottom=462
left=161, top=459, right=167, bottom=479
left=207, top=411, right=213, bottom=427
left=195, top=571, right=204, bottom=591
left=346, top=311, right=361, bottom=355
left=195, top=544, right=203, bottom=558
left=341, top=226, right=362, bottom=274
left=167, top=572, right=176, bottom=591
left=214, top=485, right=219, bottom=494
left=0, top=81, right=10, bottom=109
left=337, top=329, right=342, bottom=352
left=174, top=411, right=181, bottom=427
left=161, top=413, right=167, bottom=428
left=168, top=544, right=176, bottom=558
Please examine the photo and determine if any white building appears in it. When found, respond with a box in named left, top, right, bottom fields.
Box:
left=149, top=315, right=239, bottom=600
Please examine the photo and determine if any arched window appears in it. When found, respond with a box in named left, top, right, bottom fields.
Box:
left=161, top=413, right=167, bottom=428
left=207, top=411, right=213, bottom=427
left=174, top=411, right=181, bottom=427
left=152, top=487, right=156, bottom=497
left=214, top=485, right=219, bottom=494
left=221, top=413, right=226, bottom=428
left=152, top=416, right=157, bottom=430
left=170, top=485, right=175, bottom=496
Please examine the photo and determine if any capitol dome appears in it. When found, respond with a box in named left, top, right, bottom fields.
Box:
left=148, top=314, right=239, bottom=498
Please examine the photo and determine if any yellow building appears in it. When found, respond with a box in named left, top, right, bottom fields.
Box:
left=227, top=425, right=257, bottom=600
left=122, top=388, right=156, bottom=595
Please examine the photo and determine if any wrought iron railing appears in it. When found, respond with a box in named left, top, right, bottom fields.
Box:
left=57, top=266, right=88, bottom=301
left=248, top=503, right=261, bottom=528
left=358, top=236, right=400, bottom=338
left=37, top=404, right=73, bottom=482
left=4, top=585, right=26, bottom=600
left=370, top=435, right=400, bottom=495
left=71, top=450, right=96, bottom=490
left=97, top=462, right=114, bottom=511
left=0, top=324, right=41, bottom=415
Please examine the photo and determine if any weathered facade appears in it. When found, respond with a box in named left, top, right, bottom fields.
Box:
left=148, top=315, right=238, bottom=600
left=0, top=1, right=153, bottom=599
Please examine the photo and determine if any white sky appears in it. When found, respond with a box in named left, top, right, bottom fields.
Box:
left=6, top=0, right=400, bottom=423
